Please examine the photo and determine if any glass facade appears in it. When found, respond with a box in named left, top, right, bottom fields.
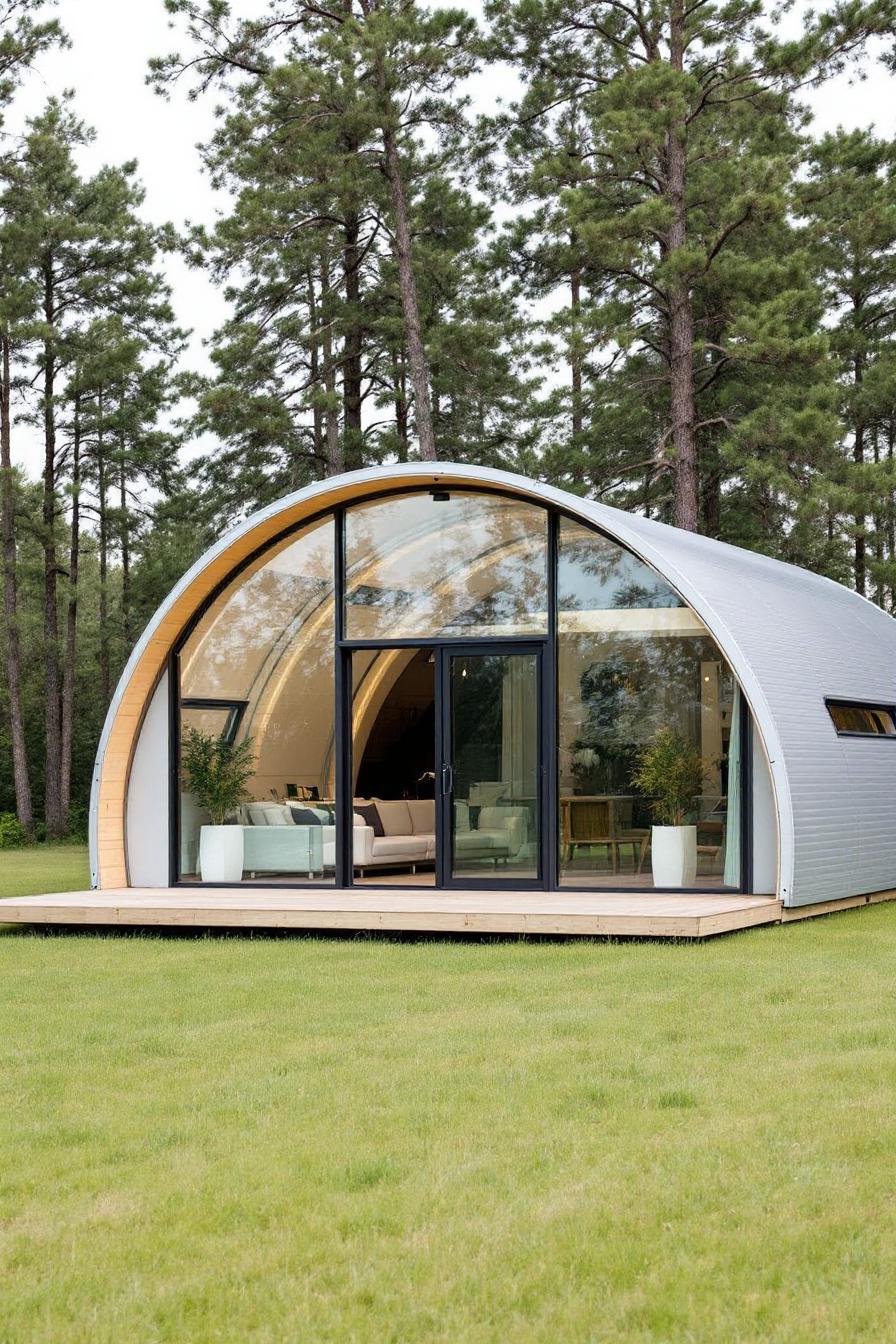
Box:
left=344, top=492, right=548, bottom=639
left=557, top=518, right=739, bottom=889
left=178, top=516, right=337, bottom=882
left=173, top=491, right=746, bottom=891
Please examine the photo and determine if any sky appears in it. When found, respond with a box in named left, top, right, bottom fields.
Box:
left=5, top=0, right=896, bottom=479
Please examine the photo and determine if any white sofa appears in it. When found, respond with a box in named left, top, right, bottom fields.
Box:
left=347, top=798, right=528, bottom=875
left=231, top=797, right=529, bottom=877
left=240, top=802, right=328, bottom=877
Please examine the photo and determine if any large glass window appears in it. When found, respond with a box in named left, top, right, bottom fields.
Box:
left=557, top=518, right=740, bottom=890
left=171, top=491, right=748, bottom=893
left=344, top=491, right=548, bottom=639
left=178, top=515, right=337, bottom=883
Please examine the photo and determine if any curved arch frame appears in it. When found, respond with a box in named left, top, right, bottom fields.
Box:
left=91, top=463, right=784, bottom=895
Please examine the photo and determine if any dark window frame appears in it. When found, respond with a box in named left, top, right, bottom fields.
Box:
left=180, top=697, right=248, bottom=746
left=825, top=697, right=896, bottom=739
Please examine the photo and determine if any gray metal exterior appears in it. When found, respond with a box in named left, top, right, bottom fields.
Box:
left=92, top=462, right=896, bottom=906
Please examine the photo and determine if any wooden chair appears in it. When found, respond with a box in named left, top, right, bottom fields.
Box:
left=562, top=797, right=646, bottom=874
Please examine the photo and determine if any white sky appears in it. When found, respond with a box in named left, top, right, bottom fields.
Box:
left=5, top=0, right=895, bottom=480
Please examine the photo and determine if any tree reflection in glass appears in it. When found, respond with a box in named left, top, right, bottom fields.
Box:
left=178, top=516, right=337, bottom=882
left=344, top=492, right=548, bottom=639
left=557, top=518, right=739, bottom=890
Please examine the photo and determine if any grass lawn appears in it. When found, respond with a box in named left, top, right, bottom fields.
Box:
left=3, top=860, right=895, bottom=1342
left=0, top=843, right=90, bottom=898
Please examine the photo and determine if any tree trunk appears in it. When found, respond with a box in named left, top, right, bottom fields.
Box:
left=393, top=347, right=409, bottom=462
left=872, top=426, right=884, bottom=608
left=97, top=387, right=110, bottom=709
left=665, top=4, right=699, bottom=532
left=852, top=314, right=866, bottom=594
left=0, top=331, right=34, bottom=833
left=341, top=211, right=364, bottom=472
left=119, top=432, right=131, bottom=647
left=307, top=265, right=326, bottom=476
left=42, top=270, right=63, bottom=839
left=853, top=417, right=866, bottom=596
left=381, top=122, right=436, bottom=462
left=570, top=262, right=583, bottom=441
left=60, top=388, right=80, bottom=829
left=319, top=255, right=343, bottom=477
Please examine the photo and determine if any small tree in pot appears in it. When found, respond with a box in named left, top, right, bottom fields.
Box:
left=633, top=728, right=705, bottom=887
left=181, top=728, right=256, bottom=882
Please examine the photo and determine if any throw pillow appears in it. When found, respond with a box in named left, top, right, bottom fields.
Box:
left=289, top=805, right=323, bottom=826
left=355, top=801, right=385, bottom=836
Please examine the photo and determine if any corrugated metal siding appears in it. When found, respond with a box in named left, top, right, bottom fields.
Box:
left=94, top=462, right=896, bottom=905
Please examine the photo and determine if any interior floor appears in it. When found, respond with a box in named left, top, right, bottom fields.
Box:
left=559, top=849, right=730, bottom=889
left=181, top=868, right=734, bottom=891
left=558, top=871, right=733, bottom=890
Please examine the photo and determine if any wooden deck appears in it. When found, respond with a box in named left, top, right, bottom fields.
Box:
left=0, top=887, right=785, bottom=938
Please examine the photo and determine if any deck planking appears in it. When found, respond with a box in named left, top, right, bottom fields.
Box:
left=1, top=887, right=784, bottom=938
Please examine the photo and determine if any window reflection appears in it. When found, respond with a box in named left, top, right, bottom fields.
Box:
left=344, top=492, right=548, bottom=639
left=450, top=653, right=540, bottom=881
left=178, top=516, right=337, bottom=884
left=557, top=518, right=739, bottom=890
left=558, top=524, right=684, bottom=613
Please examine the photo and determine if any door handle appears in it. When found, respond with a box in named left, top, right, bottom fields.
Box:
left=441, top=763, right=454, bottom=796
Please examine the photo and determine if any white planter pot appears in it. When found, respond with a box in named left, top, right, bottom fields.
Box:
left=199, top=825, right=244, bottom=883
left=650, top=825, right=697, bottom=888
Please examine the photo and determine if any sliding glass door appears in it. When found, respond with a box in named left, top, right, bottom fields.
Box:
left=438, top=646, right=544, bottom=889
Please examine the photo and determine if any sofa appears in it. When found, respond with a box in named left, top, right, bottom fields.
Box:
left=348, top=798, right=528, bottom=875
left=229, top=797, right=529, bottom=877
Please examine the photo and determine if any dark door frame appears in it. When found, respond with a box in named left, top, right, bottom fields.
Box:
left=436, top=643, right=547, bottom=892
left=338, top=640, right=547, bottom=891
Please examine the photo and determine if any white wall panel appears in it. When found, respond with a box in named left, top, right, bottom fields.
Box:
left=125, top=670, right=170, bottom=887
left=751, top=723, right=777, bottom=896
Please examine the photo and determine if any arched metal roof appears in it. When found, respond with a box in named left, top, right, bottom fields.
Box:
left=91, top=462, right=896, bottom=905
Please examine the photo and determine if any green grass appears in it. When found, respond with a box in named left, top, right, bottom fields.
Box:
left=3, top=860, right=896, bottom=1341
left=0, top=843, right=90, bottom=898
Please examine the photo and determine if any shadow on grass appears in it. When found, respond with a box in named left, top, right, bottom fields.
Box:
left=0, top=920, right=759, bottom=947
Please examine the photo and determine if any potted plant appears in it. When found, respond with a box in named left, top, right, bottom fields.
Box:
left=633, top=728, right=705, bottom=887
left=180, top=727, right=256, bottom=882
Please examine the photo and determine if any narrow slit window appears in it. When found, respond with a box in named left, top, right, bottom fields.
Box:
left=826, top=700, right=896, bottom=737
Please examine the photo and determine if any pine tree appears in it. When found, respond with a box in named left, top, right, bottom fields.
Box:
left=0, top=0, right=64, bottom=834
left=180, top=49, right=389, bottom=505
left=800, top=129, right=896, bottom=598
left=153, top=0, right=479, bottom=467
left=10, top=99, right=183, bottom=832
left=486, top=0, right=894, bottom=531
